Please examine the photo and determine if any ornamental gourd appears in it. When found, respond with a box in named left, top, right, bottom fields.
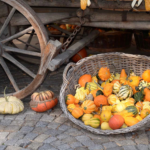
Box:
left=120, top=69, right=127, bottom=78
left=134, top=90, right=144, bottom=103
left=0, top=88, right=24, bottom=114
left=144, top=88, right=150, bottom=102
left=140, top=109, right=150, bottom=119
left=82, top=114, right=93, bottom=122
left=103, top=83, right=114, bottom=97
left=84, top=118, right=100, bottom=128
left=117, top=85, right=133, bottom=100
left=113, top=81, right=121, bottom=94
left=94, top=95, right=108, bottom=107
left=78, top=74, right=92, bottom=87
left=67, top=104, right=76, bottom=112
left=101, top=122, right=112, bottom=130
left=66, top=94, right=75, bottom=105
left=142, top=69, right=150, bottom=82
left=143, top=101, right=150, bottom=111
left=81, top=100, right=96, bottom=113
left=124, top=117, right=139, bottom=126
left=138, top=80, right=150, bottom=90
left=85, top=82, right=100, bottom=91
left=115, top=103, right=127, bottom=113
left=135, top=101, right=143, bottom=112
left=30, top=90, right=58, bottom=112
left=98, top=67, right=111, bottom=81
left=100, top=110, right=112, bottom=122
left=109, top=115, right=124, bottom=130
left=72, top=107, right=83, bottom=119
left=108, top=94, right=120, bottom=105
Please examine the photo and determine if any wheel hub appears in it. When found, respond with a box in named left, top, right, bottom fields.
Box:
left=0, top=42, right=4, bottom=57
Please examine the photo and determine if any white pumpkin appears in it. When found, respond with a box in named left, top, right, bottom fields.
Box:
left=0, top=96, right=24, bottom=114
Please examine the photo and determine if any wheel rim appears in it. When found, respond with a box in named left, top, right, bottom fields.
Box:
left=0, top=0, right=48, bottom=99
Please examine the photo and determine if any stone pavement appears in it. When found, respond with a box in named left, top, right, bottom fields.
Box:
left=0, top=61, right=150, bottom=150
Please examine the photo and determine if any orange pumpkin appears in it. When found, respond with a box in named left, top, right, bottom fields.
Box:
left=144, top=88, right=150, bottom=102
left=71, top=48, right=87, bottom=63
left=142, top=70, right=150, bottom=82
left=30, top=98, right=58, bottom=113
left=140, top=109, right=150, bottom=119
left=90, top=89, right=99, bottom=98
left=66, top=94, right=75, bottom=105
left=78, top=74, right=92, bottom=87
left=109, top=115, right=124, bottom=130
left=94, top=95, right=108, bottom=107
left=125, top=117, right=139, bottom=126
left=93, top=114, right=103, bottom=125
left=120, top=77, right=129, bottom=85
left=81, top=100, right=96, bottom=113
left=72, top=107, right=84, bottom=119
left=111, top=80, right=120, bottom=84
left=136, top=101, right=143, bottom=111
left=98, top=67, right=111, bottom=81
left=120, top=69, right=127, bottom=78
left=103, top=83, right=113, bottom=97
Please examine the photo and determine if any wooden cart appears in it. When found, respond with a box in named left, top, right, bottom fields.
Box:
left=0, top=0, right=148, bottom=99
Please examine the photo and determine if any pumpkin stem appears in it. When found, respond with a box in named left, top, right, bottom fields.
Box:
left=4, top=87, right=9, bottom=102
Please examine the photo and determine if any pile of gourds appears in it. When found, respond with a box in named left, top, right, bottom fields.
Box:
left=66, top=67, right=150, bottom=130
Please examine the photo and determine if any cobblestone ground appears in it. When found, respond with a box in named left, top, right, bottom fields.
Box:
left=0, top=60, right=150, bottom=150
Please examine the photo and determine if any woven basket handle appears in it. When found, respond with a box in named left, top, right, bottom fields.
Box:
left=63, top=62, right=76, bottom=84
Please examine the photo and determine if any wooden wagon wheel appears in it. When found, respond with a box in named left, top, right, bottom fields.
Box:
left=0, top=0, right=49, bottom=99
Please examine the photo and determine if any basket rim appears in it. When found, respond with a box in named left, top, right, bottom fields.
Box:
left=59, top=52, right=150, bottom=135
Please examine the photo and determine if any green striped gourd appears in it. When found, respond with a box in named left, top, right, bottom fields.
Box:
left=113, top=81, right=121, bottom=94
left=84, top=118, right=100, bottom=128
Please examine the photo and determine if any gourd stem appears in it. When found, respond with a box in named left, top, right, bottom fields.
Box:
left=94, top=81, right=104, bottom=91
left=4, top=87, right=8, bottom=102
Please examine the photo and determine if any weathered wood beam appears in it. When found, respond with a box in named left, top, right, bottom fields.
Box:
left=48, top=30, right=99, bottom=71
left=25, top=0, right=145, bottom=10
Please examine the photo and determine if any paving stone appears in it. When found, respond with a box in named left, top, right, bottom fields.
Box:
left=109, top=134, right=126, bottom=141
left=47, top=122, right=61, bottom=129
left=70, top=142, right=82, bottom=149
left=65, top=128, right=82, bottom=136
left=24, top=120, right=38, bottom=127
left=5, top=146, right=22, bottom=150
left=93, top=138, right=110, bottom=144
left=44, top=137, right=57, bottom=143
left=40, top=114, right=55, bottom=122
left=34, top=134, right=49, bottom=143
left=46, top=145, right=58, bottom=150
left=7, top=132, right=25, bottom=140
left=24, top=132, right=38, bottom=141
left=116, top=140, right=136, bottom=146
left=0, top=116, right=4, bottom=119
left=88, top=144, right=104, bottom=150
left=0, top=120, right=12, bottom=126
left=135, top=136, right=149, bottom=145
left=125, top=133, right=133, bottom=140
left=36, top=121, right=49, bottom=128
left=0, top=132, right=9, bottom=139
left=122, top=145, right=137, bottom=150
left=43, top=129, right=63, bottom=136
left=15, top=114, right=27, bottom=120
left=27, top=142, right=43, bottom=150
left=50, top=109, right=62, bottom=117
left=57, top=133, right=68, bottom=140
left=136, top=144, right=148, bottom=150
left=75, top=135, right=91, bottom=142
left=62, top=136, right=77, bottom=144
left=38, top=143, right=52, bottom=150
left=57, top=144, right=70, bottom=150
left=0, top=125, right=5, bottom=131
left=4, top=115, right=18, bottom=120
left=19, top=126, right=34, bottom=134
left=32, top=127, right=47, bottom=134
left=25, top=114, right=42, bottom=121
left=4, top=125, right=21, bottom=132
left=75, top=147, right=88, bottom=150
left=21, top=149, right=31, bottom=150
left=10, top=120, right=24, bottom=126
left=106, top=146, right=123, bottom=150
left=24, top=108, right=36, bottom=115
left=58, top=124, right=71, bottom=131
left=82, top=131, right=101, bottom=140
left=54, top=116, right=68, bottom=124
left=0, top=145, right=6, bottom=150
left=14, top=139, right=31, bottom=147
left=50, top=140, right=64, bottom=147
left=4, top=138, right=19, bottom=146
left=103, top=142, right=118, bottom=149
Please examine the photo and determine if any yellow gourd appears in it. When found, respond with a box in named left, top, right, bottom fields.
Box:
left=108, top=94, right=120, bottom=105
left=75, top=87, right=89, bottom=102
left=135, top=115, right=143, bottom=121
left=143, top=101, right=150, bottom=111
left=81, top=114, right=93, bottom=122
left=115, top=103, right=127, bottom=113
left=100, top=110, right=112, bottom=122
left=120, top=123, right=128, bottom=129
left=124, top=117, right=139, bottom=126
left=84, top=118, right=100, bottom=128
left=67, top=104, right=76, bottom=113
left=102, top=106, right=113, bottom=112
left=101, top=122, right=112, bottom=130
left=92, top=76, right=98, bottom=83
left=101, top=80, right=109, bottom=88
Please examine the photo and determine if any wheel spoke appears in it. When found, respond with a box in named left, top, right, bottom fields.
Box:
left=4, top=46, right=41, bottom=57
left=3, top=52, right=36, bottom=78
left=0, top=8, right=16, bottom=37
left=0, top=26, right=34, bottom=44
left=0, top=57, right=19, bottom=92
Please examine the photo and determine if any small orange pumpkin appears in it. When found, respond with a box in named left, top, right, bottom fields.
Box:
left=72, top=107, right=84, bottom=119
left=144, top=88, right=150, bottom=102
left=109, top=115, right=124, bottom=130
left=103, top=83, right=113, bottom=97
left=136, top=101, right=143, bottom=111
left=111, top=80, right=120, bottom=84
left=78, top=74, right=92, bottom=87
left=120, top=69, right=127, bottom=78
left=81, top=100, right=96, bottom=113
left=140, top=109, right=150, bottom=119
left=142, top=70, right=150, bottom=82
left=94, top=95, right=108, bottom=107
left=66, top=94, right=75, bottom=105
left=98, top=67, right=111, bottom=81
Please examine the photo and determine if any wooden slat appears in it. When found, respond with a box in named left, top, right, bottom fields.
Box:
left=3, top=52, right=36, bottom=78
left=4, top=46, right=41, bottom=57
left=0, top=57, right=19, bottom=92
left=48, top=30, right=99, bottom=71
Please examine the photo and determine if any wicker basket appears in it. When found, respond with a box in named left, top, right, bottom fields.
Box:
left=89, top=31, right=132, bottom=53
left=60, top=52, right=150, bottom=135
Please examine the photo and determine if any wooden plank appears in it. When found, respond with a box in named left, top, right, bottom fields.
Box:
left=48, top=30, right=99, bottom=71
